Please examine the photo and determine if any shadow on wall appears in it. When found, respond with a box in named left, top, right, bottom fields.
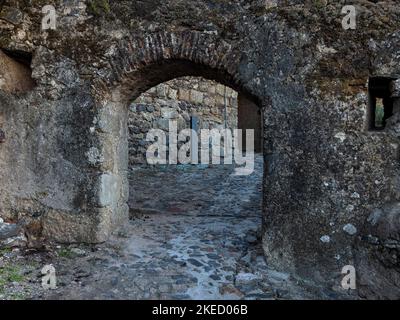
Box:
left=238, top=93, right=263, bottom=153
left=0, top=128, right=5, bottom=143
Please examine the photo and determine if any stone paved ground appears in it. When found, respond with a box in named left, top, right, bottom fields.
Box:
left=0, top=155, right=352, bottom=300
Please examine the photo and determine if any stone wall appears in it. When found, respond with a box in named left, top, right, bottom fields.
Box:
left=1, top=0, right=400, bottom=298
left=128, top=77, right=238, bottom=164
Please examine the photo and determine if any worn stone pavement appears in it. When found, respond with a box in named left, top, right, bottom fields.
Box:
left=0, top=155, right=352, bottom=300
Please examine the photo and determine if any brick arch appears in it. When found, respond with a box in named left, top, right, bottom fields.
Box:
left=96, top=31, right=262, bottom=105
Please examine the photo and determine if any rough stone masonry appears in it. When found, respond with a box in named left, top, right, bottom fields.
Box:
left=129, top=76, right=238, bottom=164
left=0, top=0, right=399, bottom=299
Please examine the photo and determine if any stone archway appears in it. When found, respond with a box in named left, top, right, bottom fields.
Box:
left=34, top=30, right=369, bottom=291
left=84, top=31, right=267, bottom=244
left=1, top=2, right=399, bottom=299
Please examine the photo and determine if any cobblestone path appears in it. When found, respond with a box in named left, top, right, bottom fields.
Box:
left=2, top=155, right=337, bottom=299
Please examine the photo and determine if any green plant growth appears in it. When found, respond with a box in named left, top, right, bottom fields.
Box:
left=375, top=99, right=385, bottom=128
left=9, top=292, right=26, bottom=300
left=312, top=0, right=327, bottom=9
left=57, top=248, right=75, bottom=258
left=88, top=0, right=111, bottom=16
left=0, top=248, right=12, bottom=257
left=0, top=265, right=25, bottom=294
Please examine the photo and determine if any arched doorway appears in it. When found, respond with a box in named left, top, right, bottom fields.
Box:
left=85, top=31, right=277, bottom=297
left=118, top=75, right=265, bottom=298
left=95, top=59, right=264, bottom=230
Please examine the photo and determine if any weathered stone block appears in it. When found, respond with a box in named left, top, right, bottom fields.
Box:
left=161, top=107, right=178, bottom=119
left=216, top=95, right=226, bottom=106
left=178, top=88, right=190, bottom=101
left=98, top=173, right=121, bottom=208
left=216, top=84, right=226, bottom=95
left=208, top=86, right=216, bottom=94
left=167, top=88, right=178, bottom=100
left=156, top=84, right=167, bottom=97
left=190, top=90, right=204, bottom=104
left=198, top=82, right=210, bottom=92
left=203, top=96, right=216, bottom=106
left=156, top=118, right=171, bottom=131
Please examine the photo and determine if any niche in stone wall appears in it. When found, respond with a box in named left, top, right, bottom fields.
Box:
left=368, top=77, right=396, bottom=130
left=0, top=49, right=35, bottom=94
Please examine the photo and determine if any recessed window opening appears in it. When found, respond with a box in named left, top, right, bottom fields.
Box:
left=368, top=77, right=395, bottom=131
left=0, top=48, right=35, bottom=93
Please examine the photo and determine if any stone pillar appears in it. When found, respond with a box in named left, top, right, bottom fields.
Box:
left=93, top=91, right=130, bottom=240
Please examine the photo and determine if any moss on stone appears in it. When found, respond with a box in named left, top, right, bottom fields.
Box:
left=312, top=0, right=327, bottom=10
left=57, top=247, right=77, bottom=258
left=0, top=265, right=25, bottom=294
left=88, top=0, right=111, bottom=16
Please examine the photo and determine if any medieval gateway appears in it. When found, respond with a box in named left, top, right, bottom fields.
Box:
left=0, top=0, right=399, bottom=300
